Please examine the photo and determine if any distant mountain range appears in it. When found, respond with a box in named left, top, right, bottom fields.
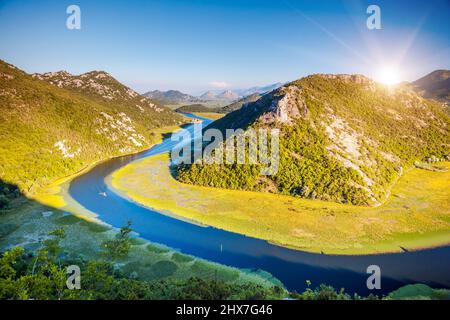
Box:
left=142, top=90, right=201, bottom=104
left=199, top=90, right=240, bottom=101
left=234, top=83, right=284, bottom=97
left=143, top=83, right=284, bottom=105
left=199, top=83, right=284, bottom=102
left=146, top=71, right=450, bottom=108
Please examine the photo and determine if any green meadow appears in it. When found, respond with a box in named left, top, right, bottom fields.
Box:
left=110, top=153, right=450, bottom=255
left=0, top=193, right=281, bottom=291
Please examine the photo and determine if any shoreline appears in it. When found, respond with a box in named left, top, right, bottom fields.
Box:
left=30, top=122, right=193, bottom=224
left=28, top=118, right=450, bottom=257
left=109, top=152, right=450, bottom=256
left=2, top=121, right=284, bottom=289
left=30, top=122, right=191, bottom=197
left=109, top=181, right=450, bottom=256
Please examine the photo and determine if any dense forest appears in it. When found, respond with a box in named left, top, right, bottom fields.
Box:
left=176, top=104, right=219, bottom=114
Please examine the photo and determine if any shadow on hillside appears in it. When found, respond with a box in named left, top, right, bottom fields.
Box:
left=0, top=178, right=76, bottom=242
left=160, top=122, right=192, bottom=141
left=0, top=180, right=21, bottom=210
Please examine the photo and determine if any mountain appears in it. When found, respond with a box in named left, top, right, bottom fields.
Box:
left=143, top=90, right=200, bottom=104
left=218, top=93, right=262, bottom=113
left=199, top=90, right=239, bottom=101
left=199, top=91, right=220, bottom=100
left=199, top=84, right=283, bottom=102
left=0, top=60, right=185, bottom=193
left=412, top=70, right=450, bottom=105
left=175, top=104, right=218, bottom=113
left=177, top=74, right=450, bottom=206
left=218, top=90, right=239, bottom=100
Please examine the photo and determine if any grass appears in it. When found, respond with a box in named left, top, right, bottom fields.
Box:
left=0, top=197, right=281, bottom=288
left=388, top=284, right=450, bottom=300
left=192, top=112, right=225, bottom=120
left=31, top=122, right=189, bottom=214
left=0, top=120, right=281, bottom=289
left=110, top=153, right=450, bottom=255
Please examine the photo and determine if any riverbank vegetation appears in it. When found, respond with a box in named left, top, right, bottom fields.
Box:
left=0, top=193, right=281, bottom=296
left=175, top=104, right=219, bottom=113
left=191, top=112, right=225, bottom=120
left=0, top=226, right=285, bottom=300
left=111, top=153, right=450, bottom=255
left=2, top=227, right=448, bottom=300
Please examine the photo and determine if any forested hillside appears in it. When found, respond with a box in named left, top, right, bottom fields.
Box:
left=177, top=74, right=450, bottom=205
left=175, top=104, right=218, bottom=113
left=0, top=60, right=185, bottom=194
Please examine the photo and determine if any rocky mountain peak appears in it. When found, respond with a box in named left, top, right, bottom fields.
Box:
left=258, top=86, right=307, bottom=125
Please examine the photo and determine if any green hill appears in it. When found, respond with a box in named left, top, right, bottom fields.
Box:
left=143, top=90, right=201, bottom=104
left=0, top=60, right=185, bottom=194
left=175, top=104, right=218, bottom=113
left=177, top=74, right=450, bottom=206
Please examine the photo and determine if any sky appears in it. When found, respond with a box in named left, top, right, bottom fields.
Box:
left=0, top=0, right=449, bottom=94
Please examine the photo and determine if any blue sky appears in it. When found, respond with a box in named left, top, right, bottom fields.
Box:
left=0, top=0, right=449, bottom=94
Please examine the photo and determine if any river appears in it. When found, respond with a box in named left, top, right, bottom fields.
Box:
left=68, top=114, right=450, bottom=295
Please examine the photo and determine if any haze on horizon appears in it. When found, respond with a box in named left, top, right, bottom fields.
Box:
left=0, top=0, right=449, bottom=95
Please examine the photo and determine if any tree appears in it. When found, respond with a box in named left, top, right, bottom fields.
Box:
left=102, top=221, right=133, bottom=261
left=0, top=195, right=9, bottom=209
left=0, top=247, right=24, bottom=279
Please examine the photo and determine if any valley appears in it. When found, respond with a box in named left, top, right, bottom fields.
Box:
left=18, top=115, right=450, bottom=295
left=0, top=121, right=281, bottom=295
left=1, top=0, right=449, bottom=302
left=1, top=60, right=449, bottom=298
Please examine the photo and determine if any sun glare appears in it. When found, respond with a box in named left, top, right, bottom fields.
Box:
left=376, top=66, right=401, bottom=86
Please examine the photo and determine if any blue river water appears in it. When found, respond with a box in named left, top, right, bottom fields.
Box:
left=68, top=114, right=450, bottom=295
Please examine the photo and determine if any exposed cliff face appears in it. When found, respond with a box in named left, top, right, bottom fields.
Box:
left=258, top=86, right=308, bottom=125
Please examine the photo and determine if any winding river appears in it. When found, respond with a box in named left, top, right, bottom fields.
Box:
left=68, top=114, right=450, bottom=295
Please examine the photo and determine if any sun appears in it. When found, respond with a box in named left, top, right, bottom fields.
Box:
left=376, top=66, right=401, bottom=86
